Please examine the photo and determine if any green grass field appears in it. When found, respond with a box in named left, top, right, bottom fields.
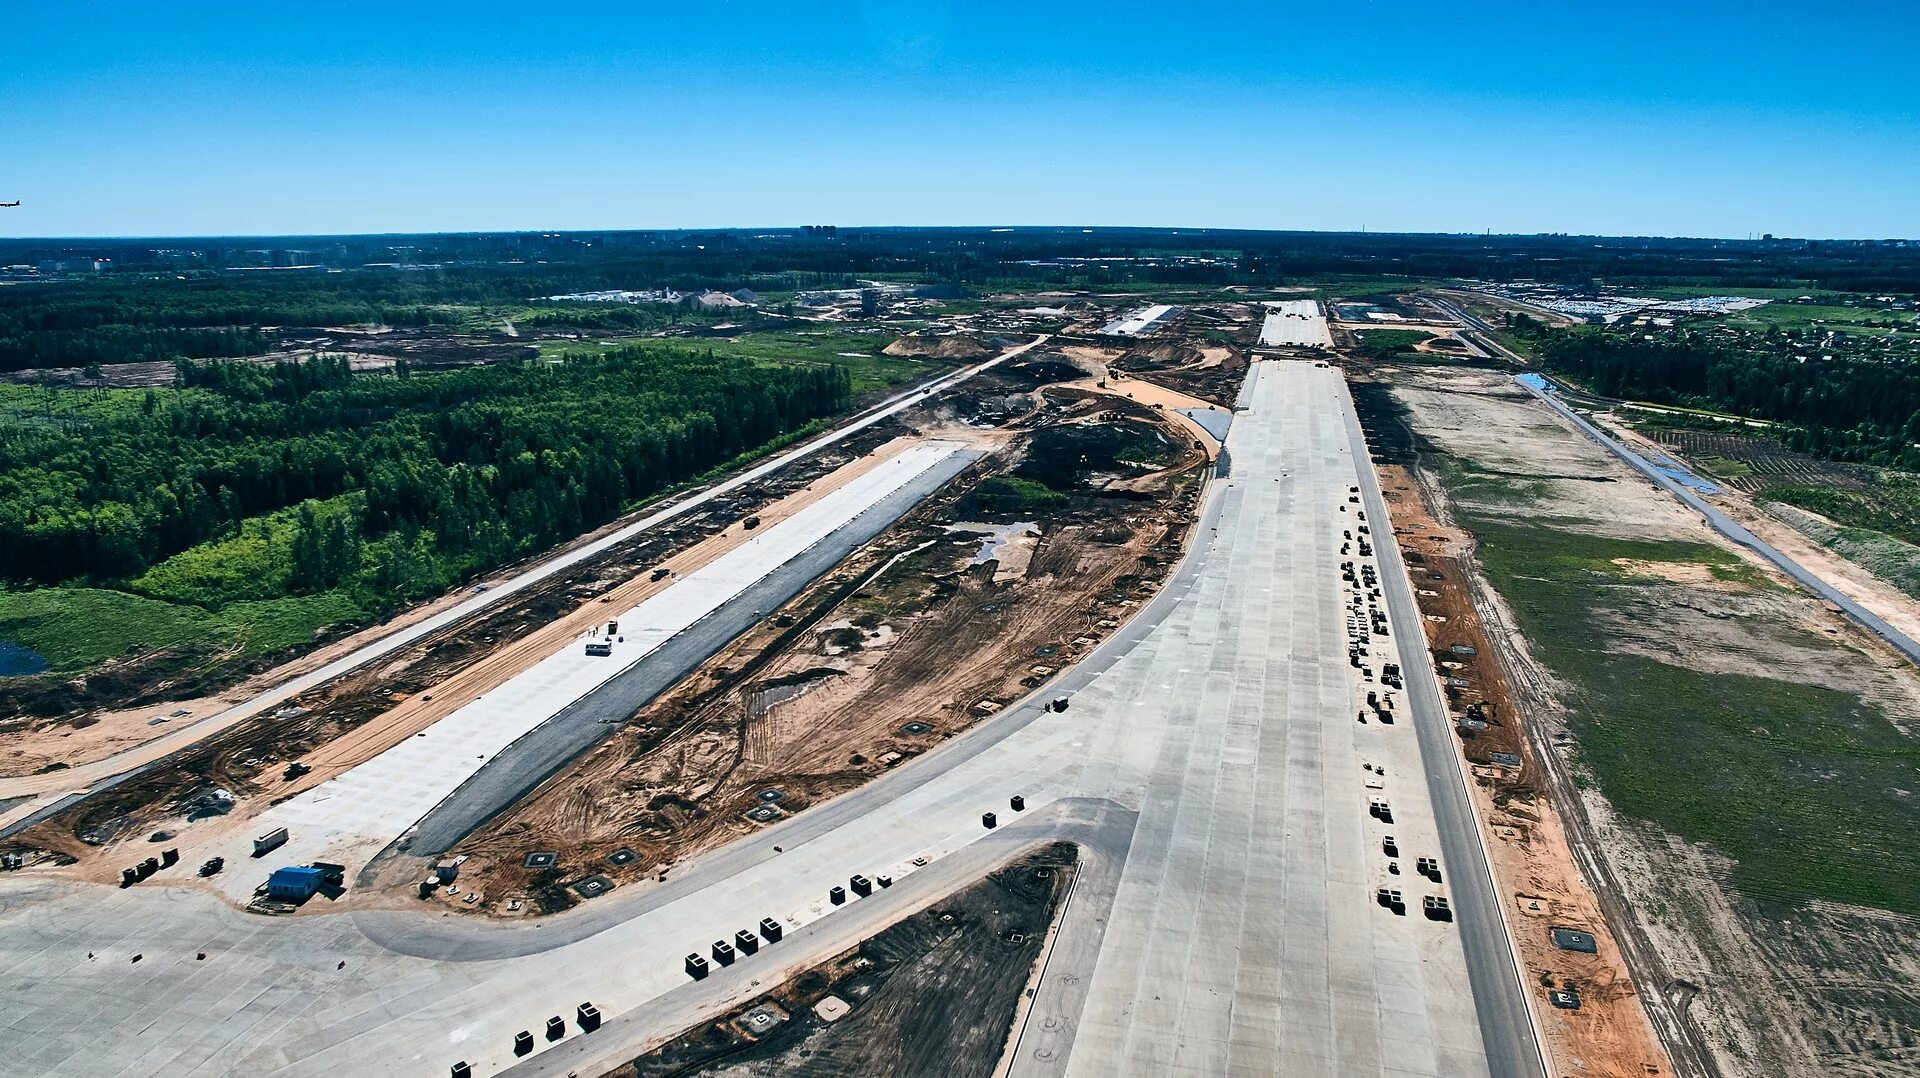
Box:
left=0, top=586, right=363, bottom=673
left=702, top=328, right=943, bottom=393
left=1350, top=328, right=1435, bottom=354
left=1467, top=517, right=1920, bottom=915
left=1727, top=302, right=1920, bottom=336
left=1693, top=454, right=1757, bottom=479
left=541, top=328, right=936, bottom=395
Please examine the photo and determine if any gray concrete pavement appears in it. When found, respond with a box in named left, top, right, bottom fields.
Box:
left=393, top=450, right=981, bottom=860
left=0, top=359, right=1538, bottom=1078
left=1340, top=385, right=1548, bottom=1078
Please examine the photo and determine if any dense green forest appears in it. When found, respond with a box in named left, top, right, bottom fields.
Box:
left=1537, top=328, right=1920, bottom=467
left=0, top=350, right=851, bottom=626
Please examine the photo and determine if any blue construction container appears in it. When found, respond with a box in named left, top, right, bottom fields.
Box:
left=266, top=866, right=324, bottom=901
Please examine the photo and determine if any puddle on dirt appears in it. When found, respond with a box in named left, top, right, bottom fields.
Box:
left=946, top=521, right=1042, bottom=579
left=816, top=619, right=898, bottom=656
left=0, top=640, right=49, bottom=677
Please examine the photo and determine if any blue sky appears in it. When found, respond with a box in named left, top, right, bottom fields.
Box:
left=4, top=0, right=1916, bottom=238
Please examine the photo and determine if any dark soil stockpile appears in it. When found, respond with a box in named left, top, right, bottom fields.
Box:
left=1113, top=339, right=1201, bottom=369
left=1010, top=421, right=1173, bottom=492
left=1349, top=377, right=1425, bottom=467
left=628, top=843, right=1078, bottom=1078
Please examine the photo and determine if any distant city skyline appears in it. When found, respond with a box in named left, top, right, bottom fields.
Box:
left=5, top=0, right=1917, bottom=239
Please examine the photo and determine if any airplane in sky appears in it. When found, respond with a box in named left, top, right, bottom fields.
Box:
left=0, top=201, right=20, bottom=207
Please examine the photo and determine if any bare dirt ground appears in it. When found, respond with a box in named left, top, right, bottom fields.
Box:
left=1381, top=362, right=1920, bottom=1078
left=884, top=334, right=993, bottom=360
left=625, top=843, right=1077, bottom=1078
left=444, top=377, right=1207, bottom=916
left=1358, top=382, right=1671, bottom=1078
left=1384, top=370, right=1705, bottom=542
left=1052, top=344, right=1235, bottom=455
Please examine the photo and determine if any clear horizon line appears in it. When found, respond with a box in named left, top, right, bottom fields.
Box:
left=1, top=224, right=1909, bottom=245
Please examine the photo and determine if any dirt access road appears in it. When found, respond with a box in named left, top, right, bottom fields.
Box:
left=1055, top=344, right=1231, bottom=458
left=0, top=336, right=1050, bottom=835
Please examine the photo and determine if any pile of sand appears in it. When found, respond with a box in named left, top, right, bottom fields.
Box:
left=1120, top=339, right=1204, bottom=367
left=883, top=334, right=993, bottom=360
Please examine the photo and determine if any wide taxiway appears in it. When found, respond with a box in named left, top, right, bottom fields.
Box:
left=0, top=360, right=1539, bottom=1078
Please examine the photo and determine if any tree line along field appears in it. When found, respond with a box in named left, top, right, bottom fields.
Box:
left=1530, top=319, right=1920, bottom=466
left=0, top=348, right=852, bottom=677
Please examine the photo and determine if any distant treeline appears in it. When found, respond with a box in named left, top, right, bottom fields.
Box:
left=1538, top=329, right=1920, bottom=467
left=0, top=324, right=273, bottom=370
left=5, top=230, right=1916, bottom=373
left=0, top=349, right=852, bottom=614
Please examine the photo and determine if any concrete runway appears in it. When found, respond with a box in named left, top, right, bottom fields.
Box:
left=0, top=360, right=1540, bottom=1078
left=1258, top=299, right=1334, bottom=348
left=396, top=448, right=980, bottom=860
left=187, top=441, right=978, bottom=903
